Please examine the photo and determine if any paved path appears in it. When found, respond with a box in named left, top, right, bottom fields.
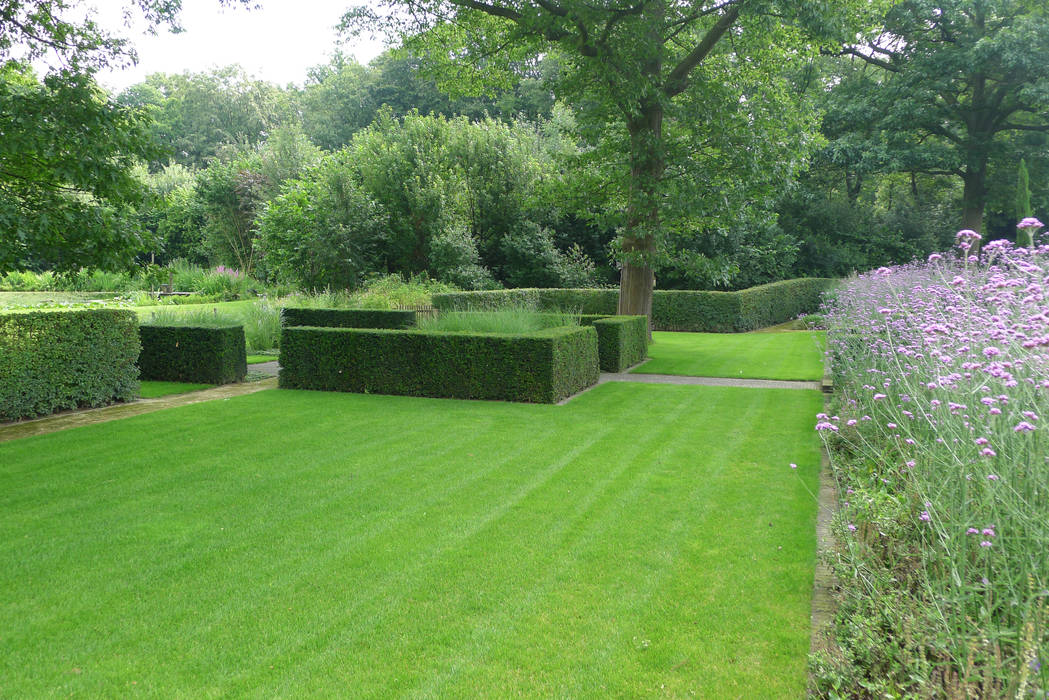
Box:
left=0, top=378, right=278, bottom=444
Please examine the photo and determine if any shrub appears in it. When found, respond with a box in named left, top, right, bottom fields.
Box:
left=433, top=278, right=836, bottom=331
left=0, top=309, right=140, bottom=421
left=280, top=308, right=417, bottom=329
left=588, top=316, right=648, bottom=372
left=138, top=325, right=247, bottom=384
left=279, top=325, right=598, bottom=403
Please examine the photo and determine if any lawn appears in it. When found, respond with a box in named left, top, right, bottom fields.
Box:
left=247, top=354, right=276, bottom=365
left=636, top=330, right=826, bottom=380
left=0, top=382, right=822, bottom=697
left=138, top=381, right=214, bottom=398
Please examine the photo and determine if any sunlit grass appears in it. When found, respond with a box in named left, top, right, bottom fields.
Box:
left=0, top=383, right=821, bottom=696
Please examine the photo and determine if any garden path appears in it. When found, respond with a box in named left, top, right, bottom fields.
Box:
left=0, top=378, right=277, bottom=444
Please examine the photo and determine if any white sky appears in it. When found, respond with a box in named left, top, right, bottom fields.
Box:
left=91, top=0, right=390, bottom=93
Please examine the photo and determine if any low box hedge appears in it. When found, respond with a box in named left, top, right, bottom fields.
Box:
left=588, top=316, right=648, bottom=372
left=279, top=325, right=598, bottom=403
left=139, top=325, right=247, bottom=384
left=0, top=309, right=140, bottom=421
left=433, top=278, right=836, bottom=332
left=280, top=308, right=417, bottom=329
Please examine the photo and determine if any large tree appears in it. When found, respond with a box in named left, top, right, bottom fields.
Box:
left=343, top=0, right=869, bottom=319
left=0, top=0, right=250, bottom=272
left=841, top=0, right=1049, bottom=232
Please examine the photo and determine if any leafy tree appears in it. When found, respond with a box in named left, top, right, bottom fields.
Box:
left=0, top=0, right=252, bottom=272
left=0, top=64, right=160, bottom=271
left=119, top=66, right=295, bottom=169
left=135, top=163, right=207, bottom=265
left=256, top=155, right=388, bottom=290
left=840, top=0, right=1049, bottom=232
left=343, top=0, right=868, bottom=320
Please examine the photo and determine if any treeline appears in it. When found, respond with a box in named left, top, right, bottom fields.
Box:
left=7, top=0, right=1048, bottom=291
left=123, top=38, right=1049, bottom=290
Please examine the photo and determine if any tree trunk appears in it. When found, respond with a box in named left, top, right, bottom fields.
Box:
left=961, top=169, right=986, bottom=234
left=618, top=102, right=664, bottom=337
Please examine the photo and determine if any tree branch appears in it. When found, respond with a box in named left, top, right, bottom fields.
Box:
left=664, top=3, right=741, bottom=97
left=838, top=47, right=900, bottom=72
left=452, top=0, right=522, bottom=22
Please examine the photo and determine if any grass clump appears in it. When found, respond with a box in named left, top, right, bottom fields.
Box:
left=419, top=309, right=579, bottom=334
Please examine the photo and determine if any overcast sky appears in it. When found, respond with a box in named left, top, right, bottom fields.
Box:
left=91, top=0, right=390, bottom=93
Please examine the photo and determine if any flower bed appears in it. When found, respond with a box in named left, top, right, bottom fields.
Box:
left=815, top=232, right=1049, bottom=695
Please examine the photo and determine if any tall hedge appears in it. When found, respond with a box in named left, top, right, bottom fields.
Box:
left=279, top=325, right=598, bottom=403
left=139, top=325, right=247, bottom=384
left=0, top=309, right=140, bottom=421
left=432, top=278, right=836, bottom=332
left=280, top=308, right=416, bottom=329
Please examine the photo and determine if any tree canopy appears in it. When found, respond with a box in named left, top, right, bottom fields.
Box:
left=342, top=0, right=876, bottom=320
left=837, top=0, right=1049, bottom=232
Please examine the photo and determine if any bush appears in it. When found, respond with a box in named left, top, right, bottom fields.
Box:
left=587, top=316, right=648, bottom=372
left=0, top=309, right=140, bottom=421
left=280, top=308, right=417, bottom=329
left=279, top=325, right=598, bottom=403
left=434, top=278, right=836, bottom=331
left=138, top=325, right=247, bottom=384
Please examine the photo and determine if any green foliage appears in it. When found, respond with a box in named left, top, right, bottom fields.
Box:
left=0, top=65, right=159, bottom=273
left=0, top=309, right=140, bottom=421
left=434, top=279, right=836, bottom=331
left=589, top=316, right=648, bottom=373
left=280, top=308, right=416, bottom=329
left=256, top=154, right=388, bottom=290
left=348, top=110, right=600, bottom=288
left=118, top=66, right=294, bottom=169
left=279, top=325, right=598, bottom=403
left=836, top=0, right=1049, bottom=229
left=138, top=325, right=247, bottom=384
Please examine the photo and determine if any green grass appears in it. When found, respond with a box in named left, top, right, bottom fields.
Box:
left=0, top=383, right=822, bottom=697
left=138, top=381, right=214, bottom=398
left=636, top=330, right=826, bottom=381
left=246, top=354, right=276, bottom=365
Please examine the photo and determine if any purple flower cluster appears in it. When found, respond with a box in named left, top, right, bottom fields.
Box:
left=820, top=232, right=1049, bottom=679
left=214, top=265, right=243, bottom=279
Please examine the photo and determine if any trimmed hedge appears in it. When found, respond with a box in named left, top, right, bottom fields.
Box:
left=0, top=309, right=140, bottom=421
left=589, top=316, right=648, bottom=372
left=280, top=308, right=416, bottom=329
left=139, top=325, right=247, bottom=384
left=432, top=278, right=836, bottom=332
left=279, top=325, right=598, bottom=403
